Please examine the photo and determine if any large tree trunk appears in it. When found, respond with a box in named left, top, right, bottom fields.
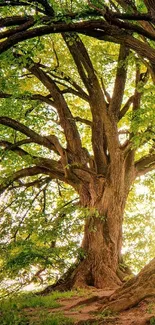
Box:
left=71, top=186, right=129, bottom=289
left=69, top=151, right=134, bottom=290
left=41, top=152, right=135, bottom=294
left=41, top=182, right=132, bottom=295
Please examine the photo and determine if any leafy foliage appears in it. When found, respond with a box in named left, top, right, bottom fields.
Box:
left=0, top=0, right=155, bottom=292
left=0, top=183, right=84, bottom=293
left=123, top=171, right=155, bottom=273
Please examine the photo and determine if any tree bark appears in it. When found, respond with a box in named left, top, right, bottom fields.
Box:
left=71, top=179, right=129, bottom=289
left=99, top=258, right=155, bottom=312
left=41, top=157, right=135, bottom=294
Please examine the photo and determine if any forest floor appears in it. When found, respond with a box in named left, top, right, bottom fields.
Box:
left=43, top=288, right=155, bottom=325
left=1, top=288, right=155, bottom=324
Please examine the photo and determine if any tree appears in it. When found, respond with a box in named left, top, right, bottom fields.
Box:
left=0, top=0, right=155, bottom=310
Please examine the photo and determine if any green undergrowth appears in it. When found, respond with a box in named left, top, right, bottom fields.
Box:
left=99, top=309, right=118, bottom=318
left=150, top=316, right=155, bottom=325
left=93, top=308, right=118, bottom=319
left=0, top=310, right=74, bottom=325
left=0, top=290, right=82, bottom=324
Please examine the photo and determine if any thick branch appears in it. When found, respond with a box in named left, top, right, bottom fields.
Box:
left=105, top=12, right=155, bottom=39
left=111, top=12, right=152, bottom=21
left=64, top=33, right=110, bottom=173
left=0, top=152, right=77, bottom=195
left=0, top=16, right=33, bottom=28
left=25, top=60, right=83, bottom=159
left=133, top=64, right=142, bottom=112
left=119, top=96, right=134, bottom=120
left=144, top=0, right=155, bottom=17
left=12, top=177, right=51, bottom=190
left=0, top=116, right=60, bottom=154
left=0, top=17, right=35, bottom=39
left=34, top=0, right=54, bottom=16
left=0, top=166, right=49, bottom=195
left=37, top=64, right=89, bottom=101
left=109, top=44, right=129, bottom=118
left=80, top=27, right=155, bottom=71
left=0, top=138, right=70, bottom=181
left=1, top=19, right=155, bottom=70
left=0, top=140, right=31, bottom=157
left=135, top=153, right=155, bottom=176
left=61, top=87, right=89, bottom=101
left=64, top=35, right=121, bottom=170
left=63, top=33, right=98, bottom=95
left=0, top=1, right=47, bottom=14
left=74, top=116, right=92, bottom=127
left=0, top=91, right=55, bottom=107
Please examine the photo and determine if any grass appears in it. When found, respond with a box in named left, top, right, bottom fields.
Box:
left=0, top=310, right=74, bottom=325
left=150, top=317, right=155, bottom=325
left=28, top=311, right=74, bottom=325
left=147, top=303, right=155, bottom=314
left=93, top=308, right=118, bottom=319
left=0, top=291, right=77, bottom=325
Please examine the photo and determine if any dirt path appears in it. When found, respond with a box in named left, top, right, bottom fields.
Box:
left=53, top=289, right=155, bottom=324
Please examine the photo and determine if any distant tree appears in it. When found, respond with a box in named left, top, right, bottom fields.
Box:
left=0, top=0, right=155, bottom=310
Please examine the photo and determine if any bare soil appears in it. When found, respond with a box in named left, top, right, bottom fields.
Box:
left=53, top=288, right=155, bottom=324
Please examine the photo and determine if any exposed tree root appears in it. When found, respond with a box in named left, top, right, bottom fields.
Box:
left=99, top=258, right=155, bottom=312
left=39, top=258, right=125, bottom=295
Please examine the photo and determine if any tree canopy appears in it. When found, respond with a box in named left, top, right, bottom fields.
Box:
left=0, top=0, right=155, bottom=297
